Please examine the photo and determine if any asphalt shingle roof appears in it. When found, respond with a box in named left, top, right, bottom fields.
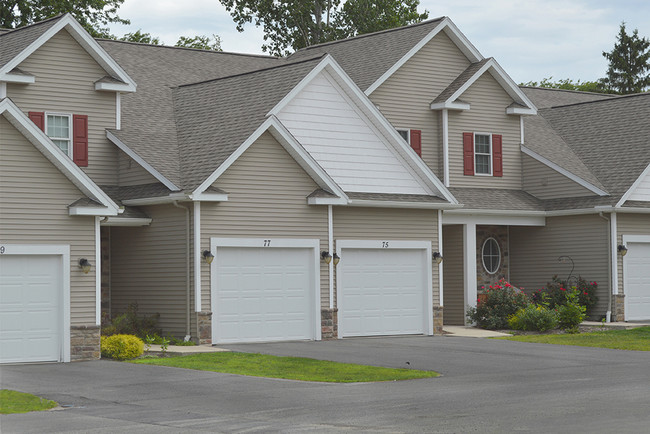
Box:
left=432, top=58, right=491, bottom=104
left=0, top=15, right=64, bottom=70
left=287, top=17, right=445, bottom=91
left=520, top=86, right=615, bottom=109
left=448, top=188, right=544, bottom=211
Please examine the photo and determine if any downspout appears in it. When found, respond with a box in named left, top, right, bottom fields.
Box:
left=173, top=201, right=192, bottom=339
left=598, top=212, right=613, bottom=322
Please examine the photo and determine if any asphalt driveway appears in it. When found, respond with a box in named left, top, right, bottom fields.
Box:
left=2, top=335, right=650, bottom=433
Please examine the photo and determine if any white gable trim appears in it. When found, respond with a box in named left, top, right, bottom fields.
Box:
left=2, top=72, right=35, bottom=84
left=106, top=131, right=179, bottom=191
left=616, top=163, right=650, bottom=207
left=0, top=14, right=136, bottom=92
left=193, top=116, right=348, bottom=202
left=1, top=98, right=118, bottom=214
left=365, top=17, right=483, bottom=95
left=268, top=55, right=457, bottom=204
left=521, top=145, right=608, bottom=197
left=434, top=58, right=536, bottom=115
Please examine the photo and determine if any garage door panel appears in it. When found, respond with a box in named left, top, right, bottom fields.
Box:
left=214, top=246, right=315, bottom=343
left=625, top=242, right=650, bottom=321
left=339, top=246, right=429, bottom=337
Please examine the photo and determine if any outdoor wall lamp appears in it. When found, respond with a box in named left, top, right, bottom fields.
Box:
left=618, top=244, right=628, bottom=256
left=202, top=250, right=215, bottom=264
left=321, top=251, right=332, bottom=264
left=333, top=253, right=340, bottom=266
left=433, top=252, right=443, bottom=264
left=78, top=258, right=92, bottom=274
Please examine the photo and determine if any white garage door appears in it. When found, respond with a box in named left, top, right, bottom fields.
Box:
left=212, top=242, right=318, bottom=344
left=625, top=241, right=650, bottom=321
left=338, top=241, right=431, bottom=337
left=0, top=255, right=62, bottom=363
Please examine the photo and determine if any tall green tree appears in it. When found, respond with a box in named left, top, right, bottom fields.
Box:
left=520, top=77, right=609, bottom=93
left=600, top=22, right=650, bottom=94
left=175, top=34, right=222, bottom=51
left=218, top=0, right=428, bottom=56
left=0, top=0, right=129, bottom=38
left=119, top=29, right=160, bottom=45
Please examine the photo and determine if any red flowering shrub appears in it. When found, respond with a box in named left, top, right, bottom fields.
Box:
left=467, top=280, right=530, bottom=329
left=531, top=276, right=598, bottom=314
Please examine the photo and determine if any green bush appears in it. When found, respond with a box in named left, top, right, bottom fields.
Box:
left=101, top=303, right=162, bottom=339
left=556, top=289, right=587, bottom=333
left=508, top=305, right=558, bottom=332
left=467, top=280, right=530, bottom=329
left=101, top=334, right=144, bottom=360
left=532, top=276, right=598, bottom=314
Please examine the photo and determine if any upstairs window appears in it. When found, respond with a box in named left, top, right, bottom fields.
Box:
left=397, top=129, right=422, bottom=157
left=463, top=132, right=502, bottom=177
left=46, top=114, right=72, bottom=157
left=474, top=133, right=491, bottom=175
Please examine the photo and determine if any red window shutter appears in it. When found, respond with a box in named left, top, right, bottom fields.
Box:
left=28, top=111, right=45, bottom=131
left=492, top=134, right=503, bottom=177
left=463, top=132, right=474, bottom=175
left=410, top=129, right=422, bottom=157
left=72, top=114, right=89, bottom=167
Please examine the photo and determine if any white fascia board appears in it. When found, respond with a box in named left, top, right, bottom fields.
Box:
left=100, top=217, right=152, bottom=226
left=365, top=17, right=483, bottom=95
left=443, top=210, right=546, bottom=226
left=346, top=199, right=462, bottom=210
left=616, top=163, right=650, bottom=207
left=0, top=73, right=35, bottom=83
left=506, top=106, right=536, bottom=115
left=521, top=146, right=608, bottom=196
left=1, top=99, right=118, bottom=213
left=307, top=196, right=348, bottom=205
left=430, top=101, right=470, bottom=111
left=193, top=115, right=348, bottom=201
left=121, top=193, right=188, bottom=206
left=189, top=193, right=229, bottom=202
left=0, top=14, right=136, bottom=92
left=68, top=206, right=115, bottom=216
left=95, top=82, right=134, bottom=92
left=106, top=130, right=179, bottom=191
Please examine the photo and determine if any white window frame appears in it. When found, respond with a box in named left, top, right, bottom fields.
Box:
left=474, top=132, right=492, bottom=176
left=481, top=237, right=501, bottom=275
left=397, top=129, right=410, bottom=145
left=45, top=113, right=73, bottom=158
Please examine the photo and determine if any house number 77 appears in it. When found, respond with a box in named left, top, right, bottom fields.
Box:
left=263, top=240, right=271, bottom=247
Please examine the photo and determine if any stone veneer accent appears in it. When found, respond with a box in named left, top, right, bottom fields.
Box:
left=71, top=325, right=100, bottom=361
left=476, top=225, right=509, bottom=289
left=614, top=294, right=625, bottom=322
left=321, top=308, right=338, bottom=339
left=198, top=311, right=212, bottom=344
left=433, top=305, right=444, bottom=335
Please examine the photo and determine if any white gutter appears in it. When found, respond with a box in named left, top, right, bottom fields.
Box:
left=346, top=199, right=463, bottom=210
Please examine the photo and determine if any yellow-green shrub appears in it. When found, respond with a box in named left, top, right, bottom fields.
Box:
left=101, top=334, right=144, bottom=360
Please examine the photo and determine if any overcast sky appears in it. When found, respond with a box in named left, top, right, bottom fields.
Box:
left=108, top=0, right=650, bottom=84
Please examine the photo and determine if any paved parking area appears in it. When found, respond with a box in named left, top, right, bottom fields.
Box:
left=2, top=335, right=650, bottom=433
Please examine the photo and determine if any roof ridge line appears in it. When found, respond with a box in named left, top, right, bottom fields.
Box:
left=288, top=17, right=445, bottom=56
left=175, top=54, right=327, bottom=89
left=96, top=38, right=280, bottom=59
left=545, top=91, right=649, bottom=109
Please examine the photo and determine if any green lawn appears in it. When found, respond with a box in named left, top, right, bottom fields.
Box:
left=131, top=352, right=439, bottom=382
left=500, top=326, right=650, bottom=351
left=0, top=390, right=58, bottom=414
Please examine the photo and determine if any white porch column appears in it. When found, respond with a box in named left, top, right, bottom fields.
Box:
left=463, top=223, right=477, bottom=319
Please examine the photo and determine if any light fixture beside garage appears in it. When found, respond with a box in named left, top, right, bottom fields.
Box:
left=321, top=251, right=332, bottom=264
left=333, top=253, right=340, bottom=266
left=78, top=258, right=92, bottom=274
left=202, top=250, right=215, bottom=264
left=433, top=252, right=443, bottom=264
left=618, top=245, right=628, bottom=256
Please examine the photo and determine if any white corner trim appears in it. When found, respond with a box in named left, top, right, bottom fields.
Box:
left=0, top=73, right=35, bottom=83
left=616, top=163, right=650, bottom=207
left=365, top=17, right=483, bottom=95
left=0, top=99, right=118, bottom=213
left=106, top=130, right=179, bottom=191
left=115, top=93, right=121, bottom=130
left=610, top=212, right=618, bottom=295
left=95, top=217, right=101, bottom=325
left=521, top=146, right=609, bottom=197
left=0, top=82, right=5, bottom=98
left=0, top=14, right=136, bottom=92
left=194, top=202, right=202, bottom=313
left=438, top=209, right=444, bottom=306
left=328, top=205, right=334, bottom=310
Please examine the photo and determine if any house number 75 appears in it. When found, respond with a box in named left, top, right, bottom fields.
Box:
left=382, top=241, right=389, bottom=248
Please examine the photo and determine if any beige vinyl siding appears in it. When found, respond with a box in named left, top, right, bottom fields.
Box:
left=522, top=155, right=594, bottom=199
left=448, top=74, right=522, bottom=189
left=0, top=116, right=96, bottom=325
left=109, top=204, right=190, bottom=337
left=442, top=225, right=464, bottom=324
left=617, top=213, right=650, bottom=294
left=200, top=132, right=329, bottom=311
left=7, top=29, right=118, bottom=185
left=117, top=149, right=159, bottom=186
left=333, top=207, right=440, bottom=305
left=369, top=31, right=471, bottom=176
left=510, top=215, right=610, bottom=316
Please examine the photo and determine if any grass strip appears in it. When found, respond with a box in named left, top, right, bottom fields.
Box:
left=500, top=326, right=650, bottom=351
left=131, top=352, right=438, bottom=382
left=0, top=389, right=58, bottom=414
